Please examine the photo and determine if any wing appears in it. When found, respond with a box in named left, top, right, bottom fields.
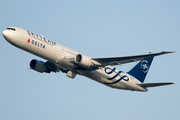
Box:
left=45, top=51, right=174, bottom=72
left=92, top=51, right=174, bottom=67
left=45, top=61, right=68, bottom=73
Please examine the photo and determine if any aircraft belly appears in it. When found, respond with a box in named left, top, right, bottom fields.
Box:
left=82, top=68, right=147, bottom=91
left=81, top=69, right=126, bottom=89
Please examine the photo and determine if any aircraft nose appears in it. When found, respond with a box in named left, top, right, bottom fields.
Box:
left=2, top=30, right=7, bottom=37
left=2, top=30, right=10, bottom=39
left=2, top=29, right=14, bottom=42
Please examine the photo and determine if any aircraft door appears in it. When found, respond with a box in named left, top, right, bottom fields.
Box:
left=56, top=45, right=60, bottom=52
left=22, top=30, right=26, bottom=38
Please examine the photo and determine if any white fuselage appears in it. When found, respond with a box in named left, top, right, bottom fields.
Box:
left=2, top=27, right=147, bottom=92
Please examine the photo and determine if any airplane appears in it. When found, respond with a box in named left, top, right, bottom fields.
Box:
left=2, top=27, right=175, bottom=92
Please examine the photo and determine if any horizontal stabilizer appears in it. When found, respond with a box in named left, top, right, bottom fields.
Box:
left=137, top=82, right=174, bottom=88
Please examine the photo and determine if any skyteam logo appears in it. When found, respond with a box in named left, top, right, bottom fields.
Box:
left=141, top=60, right=149, bottom=73
left=104, top=67, right=129, bottom=84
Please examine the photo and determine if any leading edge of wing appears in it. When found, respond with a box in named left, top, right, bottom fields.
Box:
left=92, top=51, right=175, bottom=66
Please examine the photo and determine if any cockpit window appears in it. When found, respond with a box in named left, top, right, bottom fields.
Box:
left=7, top=28, right=16, bottom=31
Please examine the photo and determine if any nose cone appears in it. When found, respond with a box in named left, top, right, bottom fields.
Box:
left=2, top=30, right=8, bottom=38
left=2, top=29, right=14, bottom=42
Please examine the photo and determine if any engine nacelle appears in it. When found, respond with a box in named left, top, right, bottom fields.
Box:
left=75, top=54, right=93, bottom=68
left=30, top=59, right=48, bottom=73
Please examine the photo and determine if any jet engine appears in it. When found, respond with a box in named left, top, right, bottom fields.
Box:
left=30, top=59, right=49, bottom=73
left=75, top=54, right=94, bottom=68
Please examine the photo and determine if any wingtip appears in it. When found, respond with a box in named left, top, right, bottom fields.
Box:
left=161, top=51, right=176, bottom=54
left=166, top=82, right=175, bottom=85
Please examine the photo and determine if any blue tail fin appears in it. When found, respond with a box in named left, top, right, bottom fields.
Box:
left=128, top=57, right=154, bottom=83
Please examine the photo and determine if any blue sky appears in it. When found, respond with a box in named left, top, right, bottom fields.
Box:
left=0, top=0, right=179, bottom=120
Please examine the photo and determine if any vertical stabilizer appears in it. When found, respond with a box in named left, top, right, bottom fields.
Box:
left=128, top=57, right=154, bottom=83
